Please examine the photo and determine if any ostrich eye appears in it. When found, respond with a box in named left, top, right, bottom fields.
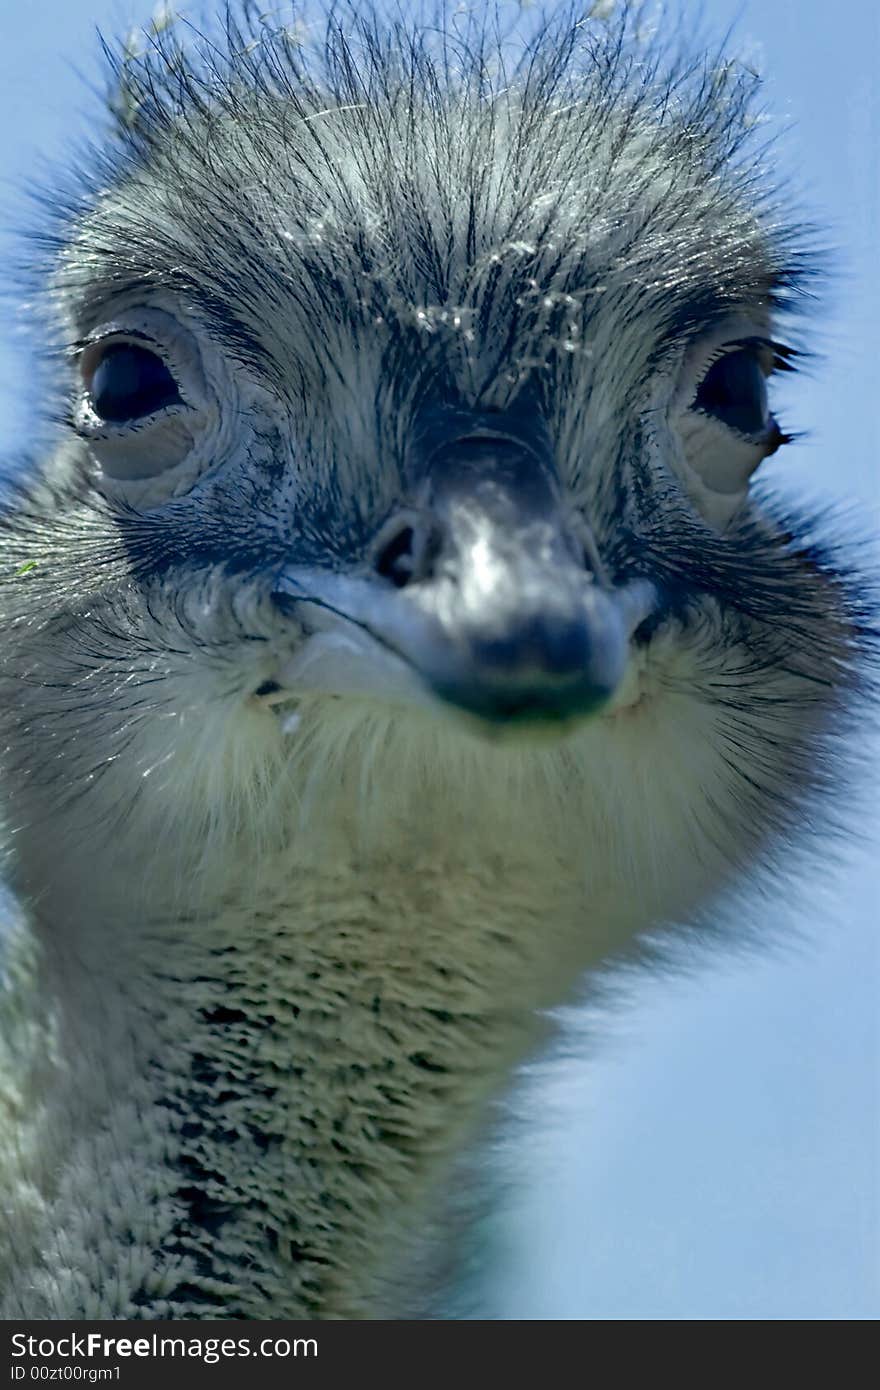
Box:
left=693, top=348, right=769, bottom=435
left=87, top=343, right=181, bottom=423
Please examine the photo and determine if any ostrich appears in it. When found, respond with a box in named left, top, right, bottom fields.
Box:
left=0, top=3, right=869, bottom=1319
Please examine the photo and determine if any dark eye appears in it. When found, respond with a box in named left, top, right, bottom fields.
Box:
left=87, top=343, right=181, bottom=423
left=693, top=348, right=769, bottom=435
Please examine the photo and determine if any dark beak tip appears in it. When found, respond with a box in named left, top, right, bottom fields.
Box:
left=428, top=642, right=626, bottom=728
left=421, top=590, right=631, bottom=729
left=430, top=675, right=616, bottom=730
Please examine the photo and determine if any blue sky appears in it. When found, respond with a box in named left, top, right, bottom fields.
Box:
left=0, top=1, right=876, bottom=1319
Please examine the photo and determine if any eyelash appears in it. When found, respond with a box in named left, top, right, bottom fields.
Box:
left=696, top=336, right=799, bottom=381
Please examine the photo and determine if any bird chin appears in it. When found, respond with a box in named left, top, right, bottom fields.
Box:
left=258, top=630, right=638, bottom=746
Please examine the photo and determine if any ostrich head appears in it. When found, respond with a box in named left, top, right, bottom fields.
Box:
left=2, top=6, right=859, bottom=896
left=0, top=3, right=869, bottom=1320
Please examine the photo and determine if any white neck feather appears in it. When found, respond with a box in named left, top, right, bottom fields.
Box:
left=0, top=683, right=775, bottom=1318
left=1, top=837, right=644, bottom=1318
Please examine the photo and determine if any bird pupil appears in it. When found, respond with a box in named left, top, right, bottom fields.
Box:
left=89, top=343, right=180, bottom=423
left=694, top=349, right=769, bottom=435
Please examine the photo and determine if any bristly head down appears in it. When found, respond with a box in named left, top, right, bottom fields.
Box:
left=0, top=1, right=871, bottom=936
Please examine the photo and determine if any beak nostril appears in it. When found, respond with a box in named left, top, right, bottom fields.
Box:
left=372, top=515, right=443, bottom=589
left=374, top=523, right=417, bottom=589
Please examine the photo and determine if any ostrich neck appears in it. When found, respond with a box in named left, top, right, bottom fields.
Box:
left=2, top=843, right=623, bottom=1320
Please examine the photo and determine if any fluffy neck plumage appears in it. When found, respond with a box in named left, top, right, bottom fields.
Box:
left=0, top=678, right=765, bottom=1319
left=1, top=831, right=639, bottom=1320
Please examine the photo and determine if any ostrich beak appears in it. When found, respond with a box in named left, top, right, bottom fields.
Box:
left=272, top=428, right=658, bottom=730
